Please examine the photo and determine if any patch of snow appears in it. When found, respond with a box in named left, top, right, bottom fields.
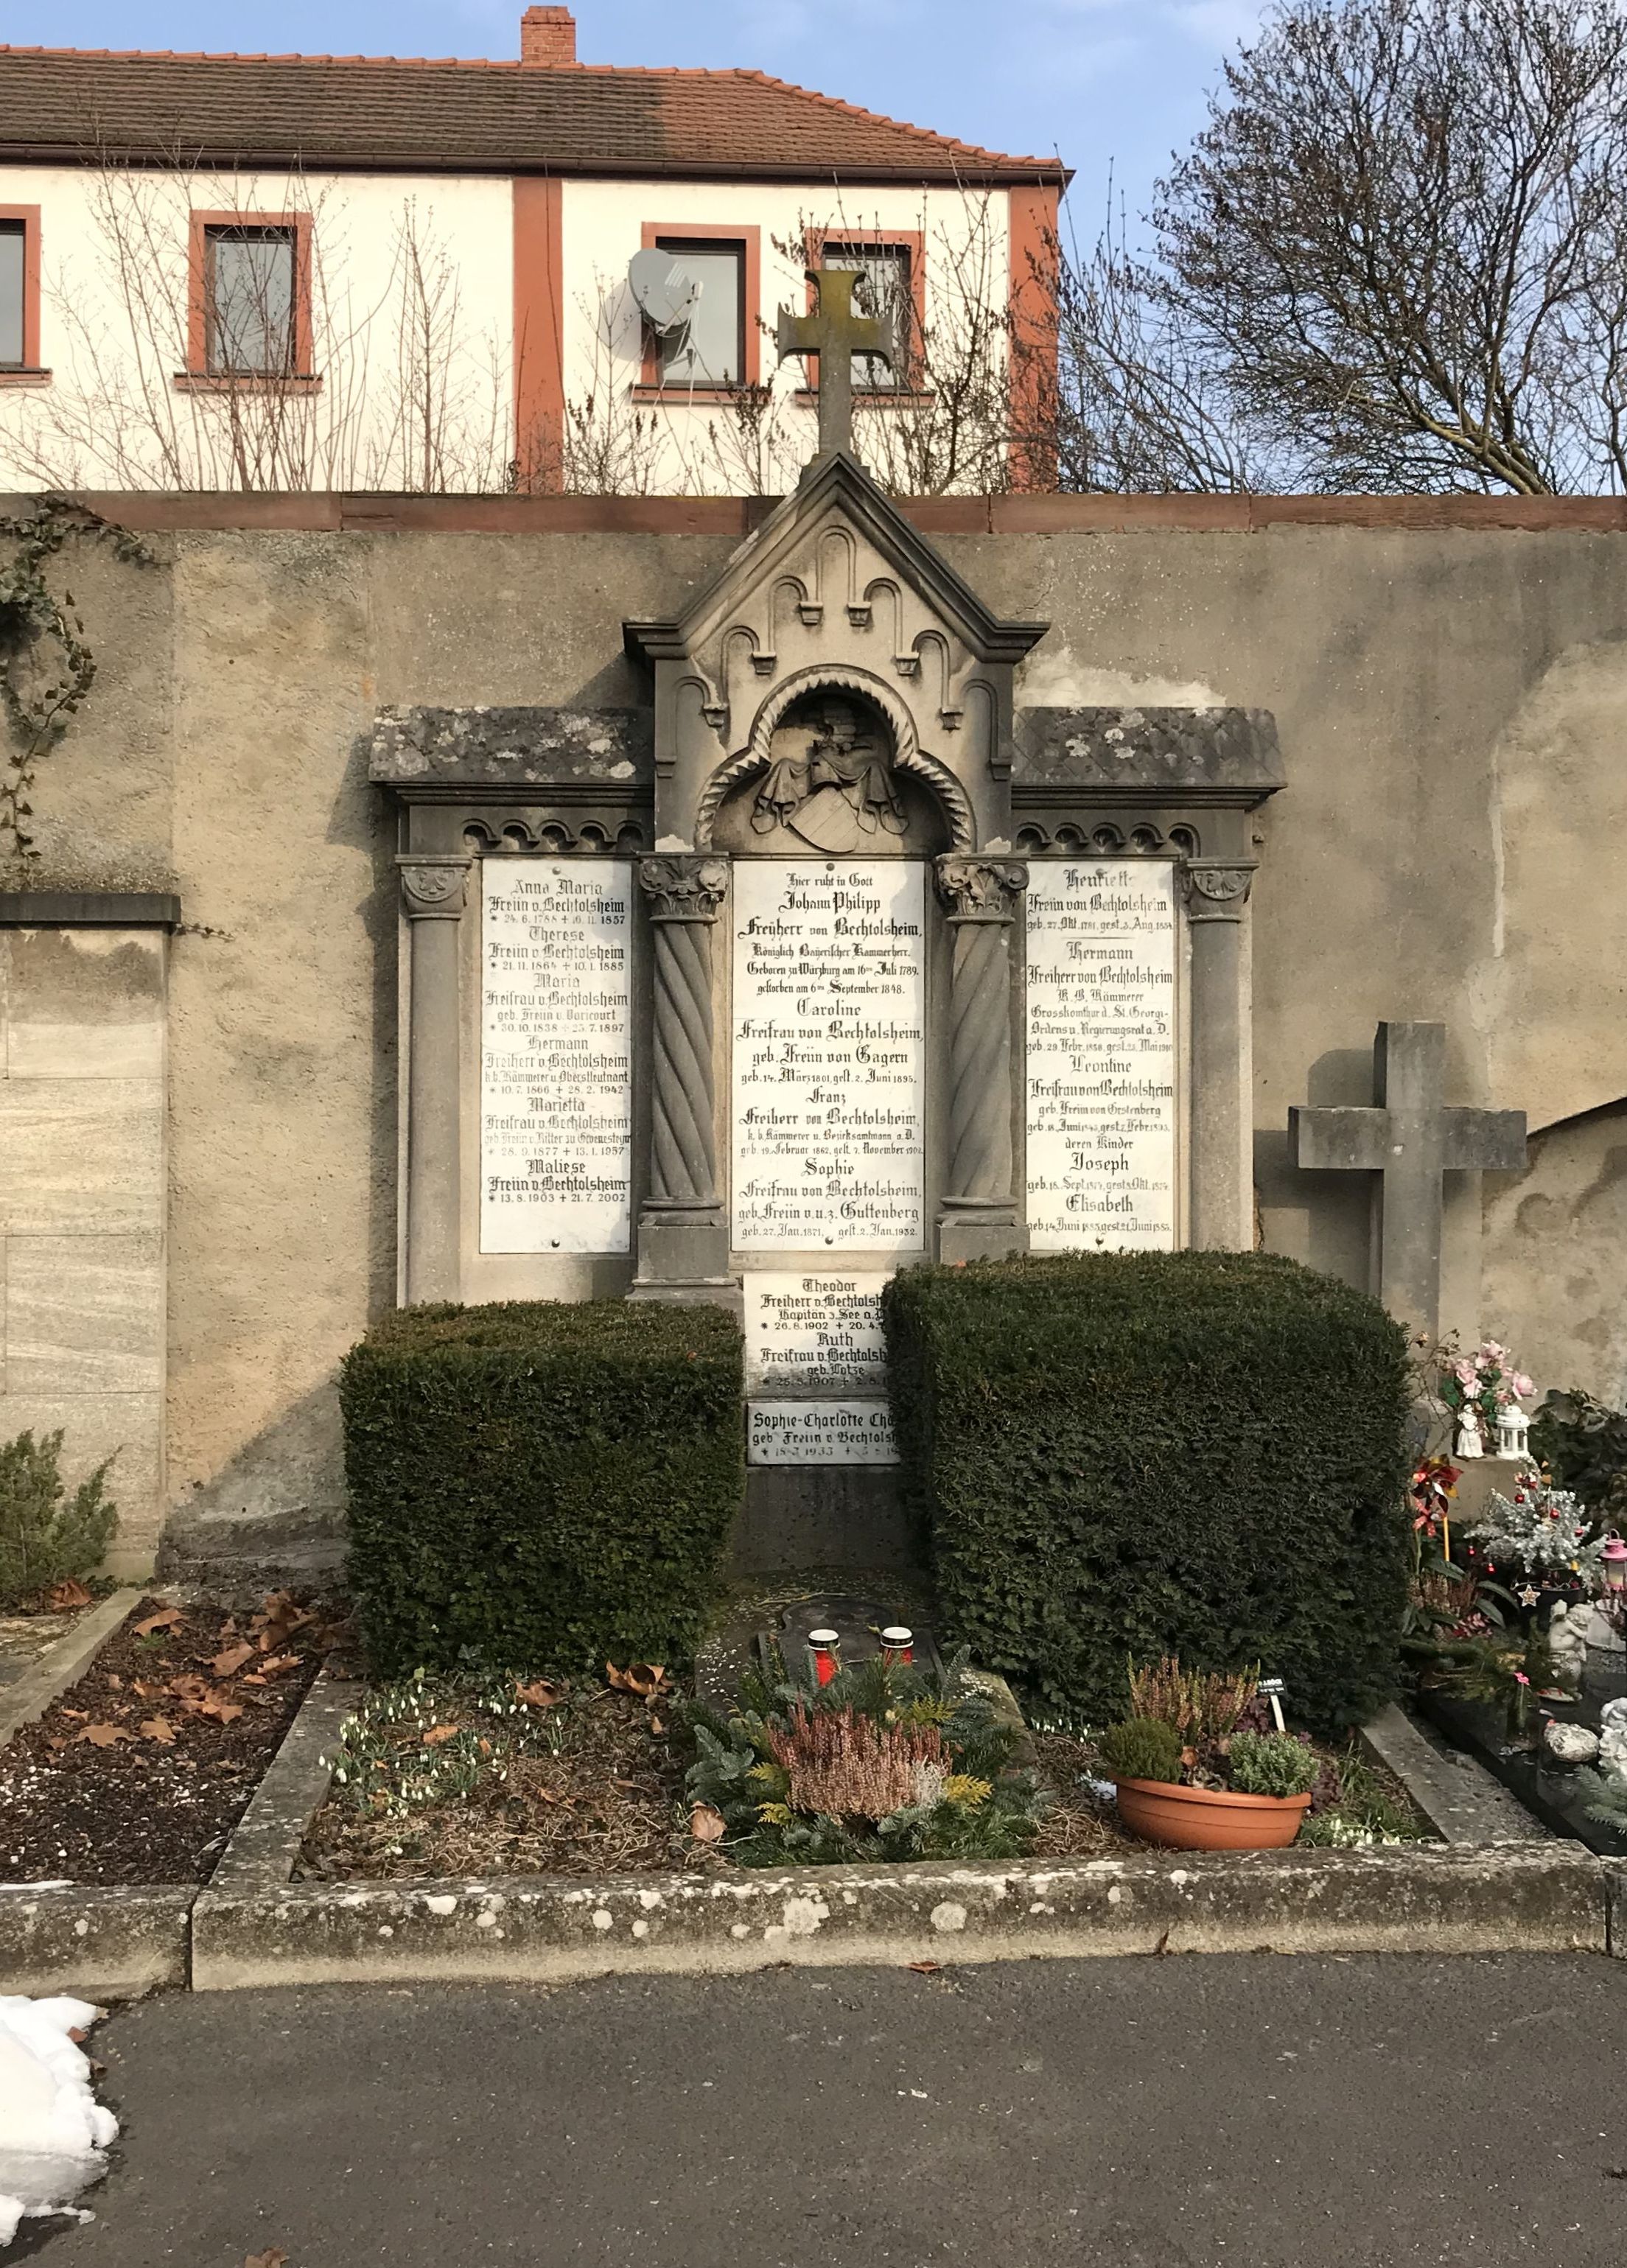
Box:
left=0, top=1997, right=116, bottom=2249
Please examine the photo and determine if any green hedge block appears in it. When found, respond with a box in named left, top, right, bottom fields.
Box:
left=884, top=1251, right=1411, bottom=1732
left=340, top=1299, right=744, bottom=1676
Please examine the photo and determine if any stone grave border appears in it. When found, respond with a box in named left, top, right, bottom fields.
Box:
left=4, top=1654, right=1626, bottom=1996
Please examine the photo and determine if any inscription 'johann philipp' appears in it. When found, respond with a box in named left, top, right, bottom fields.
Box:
left=731, top=861, right=926, bottom=1252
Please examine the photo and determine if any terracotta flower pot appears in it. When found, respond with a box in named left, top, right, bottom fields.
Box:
left=1112, top=1775, right=1312, bottom=1852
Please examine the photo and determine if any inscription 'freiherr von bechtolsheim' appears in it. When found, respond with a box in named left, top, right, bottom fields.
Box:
left=1026, top=861, right=1178, bottom=1250
left=480, top=858, right=633, bottom=1254
left=732, top=861, right=926, bottom=1251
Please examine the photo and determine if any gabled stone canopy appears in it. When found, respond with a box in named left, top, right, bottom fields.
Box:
left=624, top=450, right=1049, bottom=852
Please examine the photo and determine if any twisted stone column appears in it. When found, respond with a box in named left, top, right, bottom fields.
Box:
left=1180, top=858, right=1256, bottom=1250
left=398, top=853, right=471, bottom=1304
left=634, top=854, right=731, bottom=1289
left=934, top=854, right=1026, bottom=1261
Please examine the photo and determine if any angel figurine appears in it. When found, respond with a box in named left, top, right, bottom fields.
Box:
left=1455, top=1402, right=1485, bottom=1460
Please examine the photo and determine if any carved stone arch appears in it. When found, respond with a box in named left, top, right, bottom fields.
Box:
left=692, top=661, right=975, bottom=850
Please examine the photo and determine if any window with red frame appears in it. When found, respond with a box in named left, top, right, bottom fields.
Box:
left=651, top=237, right=746, bottom=388
left=0, top=220, right=27, bottom=368
left=819, top=243, right=911, bottom=390
left=204, top=223, right=298, bottom=376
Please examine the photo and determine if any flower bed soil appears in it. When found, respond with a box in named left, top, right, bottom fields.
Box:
left=0, top=1581, right=105, bottom=1697
left=0, top=1595, right=330, bottom=1885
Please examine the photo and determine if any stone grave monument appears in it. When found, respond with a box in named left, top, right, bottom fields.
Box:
left=370, top=273, right=1287, bottom=1571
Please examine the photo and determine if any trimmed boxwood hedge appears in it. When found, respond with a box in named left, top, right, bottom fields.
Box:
left=340, top=1299, right=743, bottom=1676
left=884, top=1251, right=1411, bottom=1732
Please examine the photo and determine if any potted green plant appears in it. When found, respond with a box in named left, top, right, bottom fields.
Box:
left=1096, top=1657, right=1318, bottom=1851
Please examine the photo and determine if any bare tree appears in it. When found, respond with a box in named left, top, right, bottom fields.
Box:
left=1141, top=0, right=1627, bottom=494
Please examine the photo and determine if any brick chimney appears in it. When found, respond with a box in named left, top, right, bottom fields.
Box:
left=520, top=7, right=577, bottom=64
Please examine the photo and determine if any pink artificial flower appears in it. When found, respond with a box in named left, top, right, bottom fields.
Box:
left=1512, top=1373, right=1534, bottom=1399
left=1481, top=1342, right=1505, bottom=1362
left=1454, top=1359, right=1479, bottom=1389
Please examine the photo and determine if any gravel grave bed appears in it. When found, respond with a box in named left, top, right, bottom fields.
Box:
left=0, top=1593, right=332, bottom=1885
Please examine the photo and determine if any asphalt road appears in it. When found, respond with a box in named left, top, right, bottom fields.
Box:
left=26, top=1955, right=1627, bottom=2268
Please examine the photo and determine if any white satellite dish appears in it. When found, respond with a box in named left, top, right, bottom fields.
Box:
left=629, top=247, right=702, bottom=335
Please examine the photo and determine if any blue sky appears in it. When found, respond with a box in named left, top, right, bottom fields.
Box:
left=1, top=0, right=1268, bottom=232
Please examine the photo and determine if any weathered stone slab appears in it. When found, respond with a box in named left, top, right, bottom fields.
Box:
left=5, top=1231, right=164, bottom=1396
left=731, top=861, right=926, bottom=1253
left=479, top=858, right=633, bottom=1253
left=191, top=1842, right=1608, bottom=1989
left=1014, top=706, right=1284, bottom=794
left=0, top=1883, right=191, bottom=1998
left=368, top=706, right=654, bottom=787
left=1360, top=1704, right=1548, bottom=1844
left=1026, top=860, right=1179, bottom=1250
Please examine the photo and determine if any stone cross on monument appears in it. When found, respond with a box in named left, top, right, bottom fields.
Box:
left=1290, top=1021, right=1528, bottom=1337
left=777, top=267, right=898, bottom=460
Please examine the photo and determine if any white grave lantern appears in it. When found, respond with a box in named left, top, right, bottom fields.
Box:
left=1495, top=1401, right=1530, bottom=1460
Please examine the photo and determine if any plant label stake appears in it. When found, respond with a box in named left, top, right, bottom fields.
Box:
left=1259, top=1676, right=1287, bottom=1733
left=808, top=1628, right=841, bottom=1687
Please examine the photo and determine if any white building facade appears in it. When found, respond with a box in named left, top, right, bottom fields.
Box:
left=0, top=12, right=1064, bottom=495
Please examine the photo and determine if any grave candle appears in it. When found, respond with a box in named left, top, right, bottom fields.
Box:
left=808, top=1629, right=841, bottom=1687
left=881, top=1625, right=914, bottom=1667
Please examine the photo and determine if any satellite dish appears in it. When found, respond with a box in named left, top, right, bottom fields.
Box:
left=629, top=247, right=702, bottom=335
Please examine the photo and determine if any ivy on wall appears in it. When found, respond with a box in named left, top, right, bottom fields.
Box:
left=0, top=497, right=154, bottom=861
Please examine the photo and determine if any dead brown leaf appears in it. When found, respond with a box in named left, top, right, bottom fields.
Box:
left=133, top=1606, right=183, bottom=1637
left=131, top=1681, right=157, bottom=1700
left=245, top=2249, right=289, bottom=2268
left=195, top=1691, right=245, bottom=1725
left=907, top=1961, right=943, bottom=1975
left=78, top=1722, right=134, bottom=1747
left=516, top=1679, right=566, bottom=1708
left=167, top=1674, right=211, bottom=1709
left=58, top=1708, right=87, bottom=1721
left=257, top=1653, right=302, bottom=1677
left=48, top=1578, right=93, bottom=1610
left=607, top=1662, right=666, bottom=1697
left=105, top=1673, right=122, bottom=1690
left=211, top=1642, right=255, bottom=1679
left=421, top=1724, right=461, bottom=1747
left=689, top=1802, right=727, bottom=1843
left=139, top=1717, right=177, bottom=1745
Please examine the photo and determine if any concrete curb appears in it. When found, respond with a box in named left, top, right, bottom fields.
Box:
left=0, top=1883, right=191, bottom=1998
left=0, top=1589, right=144, bottom=1749
left=204, top=1673, right=357, bottom=1897
left=191, top=1843, right=1608, bottom=1989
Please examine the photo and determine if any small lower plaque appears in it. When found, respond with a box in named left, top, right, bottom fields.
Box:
left=748, top=1399, right=900, bottom=1466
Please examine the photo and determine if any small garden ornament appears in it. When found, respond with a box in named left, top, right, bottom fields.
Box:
left=1455, top=1403, right=1485, bottom=1460
left=1546, top=1600, right=1589, bottom=1690
left=1599, top=1697, right=1627, bottom=1782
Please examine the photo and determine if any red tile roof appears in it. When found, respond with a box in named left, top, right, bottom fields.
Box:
left=0, top=46, right=1067, bottom=186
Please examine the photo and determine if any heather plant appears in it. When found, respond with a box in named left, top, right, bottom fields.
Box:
left=0, top=1428, right=116, bottom=1609
left=1127, top=1656, right=1259, bottom=1752
left=1096, top=1718, right=1183, bottom=1785
left=1227, top=1732, right=1319, bottom=1799
left=687, top=1651, right=1049, bottom=1866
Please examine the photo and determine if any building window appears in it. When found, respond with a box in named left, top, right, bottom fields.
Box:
left=206, top=224, right=296, bottom=375
left=651, top=237, right=746, bottom=388
left=819, top=242, right=912, bottom=390
left=183, top=211, right=312, bottom=384
left=0, top=209, right=41, bottom=374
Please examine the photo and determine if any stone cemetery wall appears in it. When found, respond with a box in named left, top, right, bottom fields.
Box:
left=10, top=494, right=1627, bottom=1562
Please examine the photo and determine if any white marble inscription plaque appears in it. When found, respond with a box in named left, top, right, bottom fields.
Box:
left=747, top=1400, right=900, bottom=1467
left=743, top=1272, right=889, bottom=1394
left=732, top=861, right=926, bottom=1251
left=480, top=858, right=632, bottom=1253
left=1026, top=861, right=1178, bottom=1250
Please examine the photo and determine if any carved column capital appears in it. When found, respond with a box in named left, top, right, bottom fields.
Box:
left=397, top=853, right=471, bottom=921
left=637, top=853, right=730, bottom=922
left=934, top=854, right=1028, bottom=923
left=1180, top=859, right=1256, bottom=923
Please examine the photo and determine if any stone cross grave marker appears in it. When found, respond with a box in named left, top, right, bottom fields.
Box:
left=1290, top=1020, right=1527, bottom=1337
left=777, top=267, right=898, bottom=460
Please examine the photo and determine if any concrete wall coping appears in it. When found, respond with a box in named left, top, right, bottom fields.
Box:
left=0, top=892, right=181, bottom=928
left=12, top=491, right=1627, bottom=538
